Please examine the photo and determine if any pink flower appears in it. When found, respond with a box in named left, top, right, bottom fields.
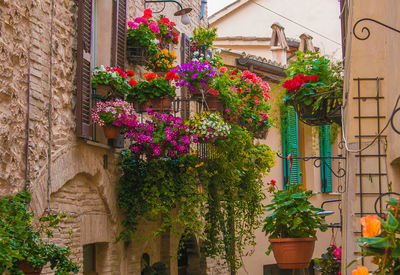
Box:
left=148, top=22, right=160, bottom=33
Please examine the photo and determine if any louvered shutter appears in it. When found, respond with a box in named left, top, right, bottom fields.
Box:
left=76, top=0, right=93, bottom=139
left=320, top=125, right=333, bottom=192
left=180, top=33, right=191, bottom=120
left=111, top=0, right=127, bottom=69
left=111, top=0, right=127, bottom=148
left=282, top=106, right=300, bottom=189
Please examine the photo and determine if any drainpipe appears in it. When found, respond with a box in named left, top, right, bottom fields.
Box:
left=24, top=49, right=31, bottom=190
left=200, top=0, right=207, bottom=20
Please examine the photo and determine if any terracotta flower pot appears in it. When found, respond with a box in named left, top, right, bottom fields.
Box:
left=269, top=237, right=316, bottom=269
left=103, top=125, right=120, bottom=139
left=17, top=261, right=42, bottom=275
left=205, top=95, right=224, bottom=112
left=137, top=96, right=173, bottom=112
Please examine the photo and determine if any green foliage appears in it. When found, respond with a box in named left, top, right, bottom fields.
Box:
left=262, top=184, right=327, bottom=255
left=126, top=75, right=176, bottom=103
left=117, top=153, right=206, bottom=241
left=201, top=126, right=276, bottom=272
left=191, top=26, right=218, bottom=48
left=117, top=126, right=276, bottom=273
left=0, top=191, right=80, bottom=275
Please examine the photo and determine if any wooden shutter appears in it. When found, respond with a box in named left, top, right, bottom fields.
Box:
left=76, top=0, right=93, bottom=139
left=282, top=106, right=300, bottom=188
left=180, top=33, right=191, bottom=120
left=320, top=125, right=333, bottom=192
left=111, top=0, right=127, bottom=69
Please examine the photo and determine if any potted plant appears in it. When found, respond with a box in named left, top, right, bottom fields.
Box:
left=156, top=16, right=179, bottom=48
left=262, top=181, right=327, bottom=269
left=0, top=191, right=80, bottom=274
left=172, top=60, right=217, bottom=94
left=92, top=65, right=135, bottom=98
left=190, top=26, right=217, bottom=55
left=282, top=51, right=343, bottom=126
left=353, top=196, right=400, bottom=274
left=185, top=111, right=231, bottom=143
left=91, top=99, right=138, bottom=139
left=126, top=109, right=197, bottom=159
left=314, top=244, right=341, bottom=275
left=126, top=72, right=177, bottom=112
left=146, top=48, right=177, bottom=73
left=126, top=9, right=160, bottom=64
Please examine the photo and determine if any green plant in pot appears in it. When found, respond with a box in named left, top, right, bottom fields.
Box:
left=0, top=191, right=80, bottom=275
left=262, top=179, right=327, bottom=269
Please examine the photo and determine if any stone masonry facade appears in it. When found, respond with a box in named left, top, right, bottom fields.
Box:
left=0, top=0, right=229, bottom=274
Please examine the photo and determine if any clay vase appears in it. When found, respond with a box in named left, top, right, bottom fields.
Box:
left=269, top=237, right=316, bottom=269
left=137, top=96, right=173, bottom=112
left=17, top=261, right=42, bottom=275
left=103, top=125, right=120, bottom=139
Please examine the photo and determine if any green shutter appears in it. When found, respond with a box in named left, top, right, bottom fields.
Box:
left=282, top=106, right=300, bottom=189
left=319, top=125, right=332, bottom=192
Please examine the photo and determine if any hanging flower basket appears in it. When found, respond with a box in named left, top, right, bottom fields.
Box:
left=136, top=96, right=173, bottom=113
left=103, top=125, right=121, bottom=139
left=269, top=237, right=316, bottom=269
left=17, top=261, right=42, bottom=275
left=294, top=92, right=342, bottom=126
left=127, top=45, right=148, bottom=65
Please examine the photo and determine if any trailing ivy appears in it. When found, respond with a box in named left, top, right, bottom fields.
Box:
left=117, top=126, right=276, bottom=274
left=117, top=152, right=207, bottom=242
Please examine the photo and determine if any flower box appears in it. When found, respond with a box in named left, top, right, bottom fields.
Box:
left=17, top=261, right=42, bottom=275
left=135, top=96, right=173, bottom=113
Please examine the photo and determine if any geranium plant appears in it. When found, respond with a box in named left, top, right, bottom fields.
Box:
left=92, top=65, right=135, bottom=95
left=91, top=99, right=138, bottom=130
left=354, top=197, right=400, bottom=274
left=147, top=48, right=177, bottom=72
left=282, top=51, right=343, bottom=117
left=126, top=9, right=160, bottom=59
left=262, top=182, right=327, bottom=254
left=172, top=61, right=217, bottom=92
left=314, top=244, right=342, bottom=275
left=156, top=16, right=179, bottom=46
left=126, top=72, right=177, bottom=104
left=185, top=111, right=231, bottom=142
left=126, top=110, right=196, bottom=159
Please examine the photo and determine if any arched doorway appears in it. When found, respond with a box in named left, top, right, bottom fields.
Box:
left=177, top=235, right=205, bottom=275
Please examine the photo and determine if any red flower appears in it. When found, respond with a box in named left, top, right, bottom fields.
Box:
left=143, top=9, right=152, bottom=19
left=311, top=75, right=318, bottom=82
left=166, top=71, right=176, bottom=81
left=145, top=72, right=156, bottom=81
left=160, top=17, right=170, bottom=24
left=129, top=79, right=137, bottom=86
left=173, top=36, right=178, bottom=43
left=126, top=71, right=134, bottom=77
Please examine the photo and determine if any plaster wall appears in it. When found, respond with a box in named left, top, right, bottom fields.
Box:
left=210, top=0, right=342, bottom=59
left=341, top=0, right=400, bottom=271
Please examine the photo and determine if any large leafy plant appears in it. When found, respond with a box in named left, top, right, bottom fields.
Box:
left=262, top=183, right=327, bottom=254
left=126, top=72, right=176, bottom=103
left=0, top=191, right=80, bottom=275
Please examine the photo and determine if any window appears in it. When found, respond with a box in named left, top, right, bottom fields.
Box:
left=319, top=125, right=333, bottom=192
left=282, top=106, right=300, bottom=188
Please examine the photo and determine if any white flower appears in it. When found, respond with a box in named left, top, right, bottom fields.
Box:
left=215, top=48, right=222, bottom=54
left=111, top=72, right=118, bottom=78
left=192, top=58, right=199, bottom=62
left=153, top=38, right=160, bottom=44
left=193, top=51, right=199, bottom=56
left=100, top=65, right=106, bottom=71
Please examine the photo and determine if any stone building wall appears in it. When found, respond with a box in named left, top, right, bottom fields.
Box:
left=0, top=0, right=225, bottom=274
